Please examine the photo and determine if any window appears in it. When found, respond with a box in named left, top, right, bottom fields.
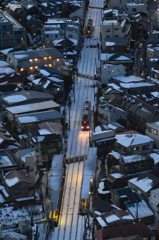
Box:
left=34, top=58, right=38, bottom=61
left=142, top=145, right=150, bottom=150
left=55, top=34, right=58, bottom=38
left=106, top=29, right=110, bottom=32
left=44, top=57, right=47, bottom=60
left=148, top=127, right=151, bottom=133
left=132, top=146, right=139, bottom=151
left=153, top=129, right=158, bottom=135
left=118, top=69, right=120, bottom=72
left=68, top=34, right=73, bottom=38
left=108, top=71, right=110, bottom=75
left=132, top=8, right=136, bottom=12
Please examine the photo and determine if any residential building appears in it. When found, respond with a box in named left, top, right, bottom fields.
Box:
left=98, top=103, right=127, bottom=125
left=6, top=48, right=63, bottom=75
left=149, top=188, right=159, bottom=229
left=109, top=0, right=127, bottom=11
left=94, top=222, right=156, bottom=240
left=128, top=173, right=159, bottom=198
left=146, top=121, right=159, bottom=148
left=0, top=10, right=26, bottom=50
left=3, top=169, right=35, bottom=202
left=126, top=2, right=148, bottom=18
left=15, top=111, right=63, bottom=134
left=0, top=152, right=17, bottom=183
left=115, top=133, right=154, bottom=155
left=101, top=64, right=125, bottom=84
left=100, top=18, right=131, bottom=52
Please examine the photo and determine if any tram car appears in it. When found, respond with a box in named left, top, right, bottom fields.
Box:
left=79, top=147, right=97, bottom=215
left=81, top=101, right=91, bottom=130
left=85, top=18, right=93, bottom=38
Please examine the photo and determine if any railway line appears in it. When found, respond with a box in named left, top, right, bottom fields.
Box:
left=50, top=0, right=104, bottom=239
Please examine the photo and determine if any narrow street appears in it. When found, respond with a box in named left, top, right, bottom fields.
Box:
left=49, top=0, right=104, bottom=239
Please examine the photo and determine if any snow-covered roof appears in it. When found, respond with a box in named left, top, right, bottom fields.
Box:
left=149, top=152, right=159, bottom=165
left=96, top=217, right=107, bottom=227
left=122, top=154, right=146, bottom=163
left=120, top=82, right=154, bottom=89
left=6, top=100, right=60, bottom=115
left=98, top=181, right=110, bottom=195
left=106, top=42, right=115, bottom=46
left=129, top=177, right=153, bottom=193
left=0, top=60, right=9, bottom=67
left=127, top=200, right=154, bottom=219
left=49, top=154, right=63, bottom=210
left=109, top=150, right=121, bottom=160
left=115, top=133, right=153, bottom=147
left=81, top=148, right=97, bottom=199
left=113, top=75, right=144, bottom=83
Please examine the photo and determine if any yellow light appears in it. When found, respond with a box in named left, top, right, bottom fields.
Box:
left=35, top=66, right=38, bottom=69
left=20, top=68, right=24, bottom=72
left=44, top=57, right=47, bottom=60
left=34, top=58, right=38, bottom=61
left=57, top=58, right=60, bottom=62
left=49, top=56, right=52, bottom=59
left=30, top=67, right=33, bottom=70
left=49, top=64, right=52, bottom=67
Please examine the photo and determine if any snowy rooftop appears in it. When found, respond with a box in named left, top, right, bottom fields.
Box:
left=126, top=200, right=154, bottom=219
left=0, top=152, right=16, bottom=168
left=129, top=176, right=154, bottom=193
left=81, top=148, right=97, bottom=199
left=122, top=154, right=146, bottom=163
left=149, top=152, right=159, bottom=165
left=109, top=150, right=121, bottom=160
left=113, top=75, right=144, bottom=83
left=115, top=133, right=153, bottom=147
left=6, top=100, right=60, bottom=115
left=49, top=154, right=63, bottom=210
left=120, top=82, right=154, bottom=89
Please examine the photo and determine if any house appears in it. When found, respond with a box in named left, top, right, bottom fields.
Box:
left=105, top=37, right=130, bottom=53
left=100, top=18, right=131, bottom=52
left=128, top=173, right=159, bottom=198
left=19, top=122, right=63, bottom=163
left=94, top=222, right=156, bottom=240
left=15, top=111, right=63, bottom=133
left=149, top=188, right=159, bottom=229
left=119, top=81, right=156, bottom=95
left=146, top=121, right=159, bottom=148
left=109, top=0, right=127, bottom=11
left=0, top=73, right=25, bottom=88
left=130, top=12, right=148, bottom=40
left=0, top=126, right=20, bottom=152
left=98, top=103, right=127, bottom=125
left=1, top=90, right=54, bottom=108
left=15, top=148, right=40, bottom=182
left=101, top=64, right=125, bottom=84
left=126, top=2, right=148, bottom=18
left=96, top=209, right=134, bottom=228
left=3, top=169, right=35, bottom=202
left=0, top=152, right=17, bottom=183
left=100, top=53, right=133, bottom=75
left=0, top=10, right=26, bottom=50
left=6, top=48, right=63, bottom=75
left=115, top=132, right=154, bottom=155
left=5, top=100, right=60, bottom=123
left=111, top=187, right=154, bottom=224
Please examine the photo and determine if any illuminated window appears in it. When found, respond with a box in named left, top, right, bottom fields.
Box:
left=29, top=59, right=33, bottom=62
left=44, top=57, right=47, bottom=60
left=34, top=58, right=38, bottom=61
left=30, top=67, right=33, bottom=70
left=35, top=66, right=38, bottom=69
left=154, top=129, right=158, bottom=135
left=49, top=64, right=52, bottom=67
left=56, top=58, right=60, bottom=62
left=49, top=56, right=52, bottom=59
left=20, top=68, right=24, bottom=72
left=45, top=64, right=47, bottom=66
